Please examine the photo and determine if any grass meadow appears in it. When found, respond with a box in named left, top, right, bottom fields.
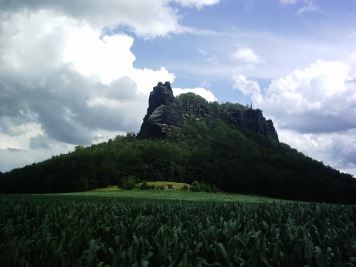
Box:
left=67, top=188, right=279, bottom=203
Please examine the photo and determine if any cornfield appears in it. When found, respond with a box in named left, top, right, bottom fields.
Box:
left=1, top=195, right=355, bottom=266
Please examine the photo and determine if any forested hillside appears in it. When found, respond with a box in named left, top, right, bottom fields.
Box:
left=0, top=92, right=355, bottom=204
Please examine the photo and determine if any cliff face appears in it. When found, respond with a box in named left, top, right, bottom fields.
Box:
left=222, top=108, right=279, bottom=140
left=137, top=82, right=278, bottom=141
left=137, top=82, right=184, bottom=139
left=179, top=93, right=279, bottom=141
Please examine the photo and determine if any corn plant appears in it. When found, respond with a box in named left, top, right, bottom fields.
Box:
left=0, top=195, right=355, bottom=266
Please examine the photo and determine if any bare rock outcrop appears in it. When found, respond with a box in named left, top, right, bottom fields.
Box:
left=137, top=82, right=184, bottom=139
left=137, top=81, right=278, bottom=141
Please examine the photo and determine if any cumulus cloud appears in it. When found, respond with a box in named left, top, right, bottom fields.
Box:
left=232, top=47, right=262, bottom=65
left=0, top=0, right=221, bottom=38
left=131, top=68, right=175, bottom=95
left=232, top=74, right=261, bottom=95
left=232, top=58, right=356, bottom=175
left=0, top=0, right=222, bottom=172
left=0, top=0, right=181, bottom=38
left=278, top=129, right=356, bottom=176
left=173, top=87, right=218, bottom=102
left=255, top=60, right=355, bottom=134
left=0, top=1, right=194, bottom=171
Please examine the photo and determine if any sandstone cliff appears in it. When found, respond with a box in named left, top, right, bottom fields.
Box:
left=137, top=82, right=278, bottom=141
left=137, top=82, right=184, bottom=139
left=220, top=108, right=278, bottom=140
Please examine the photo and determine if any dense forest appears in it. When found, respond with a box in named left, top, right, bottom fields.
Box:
left=1, top=93, right=355, bottom=204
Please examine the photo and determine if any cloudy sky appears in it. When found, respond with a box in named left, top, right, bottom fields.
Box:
left=1, top=0, right=356, bottom=176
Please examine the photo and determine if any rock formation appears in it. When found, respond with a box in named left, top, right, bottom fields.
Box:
left=178, top=93, right=278, bottom=140
left=223, top=108, right=278, bottom=140
left=137, top=82, right=184, bottom=139
left=137, top=81, right=278, bottom=141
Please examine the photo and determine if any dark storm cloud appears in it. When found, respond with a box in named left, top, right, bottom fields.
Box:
left=30, top=135, right=50, bottom=149
left=279, top=109, right=356, bottom=134
left=0, top=66, right=146, bottom=145
left=83, top=77, right=147, bottom=133
left=0, top=78, right=24, bottom=117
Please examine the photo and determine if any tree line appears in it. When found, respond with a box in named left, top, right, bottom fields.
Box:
left=1, top=97, right=356, bottom=204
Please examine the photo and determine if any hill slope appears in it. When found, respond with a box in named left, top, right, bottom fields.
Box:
left=0, top=83, right=355, bottom=204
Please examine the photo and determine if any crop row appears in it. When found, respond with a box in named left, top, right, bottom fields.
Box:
left=1, top=195, right=356, bottom=266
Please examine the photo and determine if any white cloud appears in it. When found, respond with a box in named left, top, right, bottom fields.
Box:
left=278, top=129, right=356, bottom=177
left=175, top=0, right=220, bottom=9
left=232, top=47, right=262, bottom=65
left=0, top=0, right=223, bottom=172
left=254, top=60, right=354, bottom=133
left=0, top=0, right=183, bottom=38
left=0, top=5, right=179, bottom=172
left=0, top=0, right=221, bottom=39
left=132, top=68, right=175, bottom=94
left=63, top=28, right=136, bottom=84
left=173, top=87, right=218, bottom=102
left=280, top=0, right=318, bottom=14
left=235, top=58, right=356, bottom=176
left=232, top=74, right=261, bottom=95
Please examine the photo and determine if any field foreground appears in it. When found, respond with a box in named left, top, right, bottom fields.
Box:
left=1, top=191, right=356, bottom=266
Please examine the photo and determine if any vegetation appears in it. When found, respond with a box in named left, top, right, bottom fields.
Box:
left=1, top=193, right=356, bottom=266
left=69, top=189, right=278, bottom=203
left=0, top=93, right=355, bottom=204
left=137, top=181, right=191, bottom=191
left=2, top=93, right=355, bottom=266
left=177, top=92, right=248, bottom=117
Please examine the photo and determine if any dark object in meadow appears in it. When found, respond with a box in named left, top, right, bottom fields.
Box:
left=166, top=184, right=175, bottom=190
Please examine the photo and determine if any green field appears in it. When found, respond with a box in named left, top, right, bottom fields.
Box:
left=1, top=191, right=356, bottom=266
left=94, top=181, right=191, bottom=191
left=67, top=188, right=280, bottom=203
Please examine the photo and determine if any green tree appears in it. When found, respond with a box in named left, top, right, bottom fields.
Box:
left=190, top=181, right=201, bottom=192
left=119, top=176, right=137, bottom=190
left=77, top=176, right=89, bottom=192
left=140, top=181, right=153, bottom=190
left=98, top=156, right=118, bottom=187
left=181, top=184, right=189, bottom=191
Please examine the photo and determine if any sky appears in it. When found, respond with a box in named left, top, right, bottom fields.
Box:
left=0, top=0, right=356, bottom=176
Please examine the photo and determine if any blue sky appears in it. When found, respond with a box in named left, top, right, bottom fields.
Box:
left=0, top=0, right=356, bottom=176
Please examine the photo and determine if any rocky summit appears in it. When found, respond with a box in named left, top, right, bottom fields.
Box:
left=221, top=108, right=278, bottom=140
left=137, top=81, right=184, bottom=139
left=138, top=81, right=278, bottom=141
